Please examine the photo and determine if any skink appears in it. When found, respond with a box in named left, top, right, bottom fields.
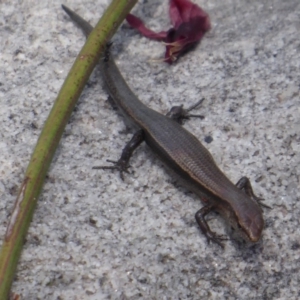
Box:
left=62, top=5, right=265, bottom=246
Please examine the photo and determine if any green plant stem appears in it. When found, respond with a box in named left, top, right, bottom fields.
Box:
left=0, top=1, right=138, bottom=298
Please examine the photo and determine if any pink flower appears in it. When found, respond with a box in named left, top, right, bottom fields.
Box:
left=126, top=0, right=211, bottom=63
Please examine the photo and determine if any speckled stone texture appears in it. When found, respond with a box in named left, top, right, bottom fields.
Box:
left=0, top=0, right=299, bottom=299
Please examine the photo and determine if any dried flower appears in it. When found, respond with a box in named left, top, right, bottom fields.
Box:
left=126, top=0, right=211, bottom=63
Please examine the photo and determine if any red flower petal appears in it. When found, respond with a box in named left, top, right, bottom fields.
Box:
left=164, top=8, right=210, bottom=63
left=169, top=0, right=210, bottom=30
left=126, top=14, right=167, bottom=40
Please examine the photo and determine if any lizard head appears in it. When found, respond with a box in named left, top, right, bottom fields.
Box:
left=232, top=200, right=264, bottom=243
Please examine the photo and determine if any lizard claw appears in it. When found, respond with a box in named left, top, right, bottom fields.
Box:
left=205, top=231, right=227, bottom=248
left=93, top=159, right=131, bottom=181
